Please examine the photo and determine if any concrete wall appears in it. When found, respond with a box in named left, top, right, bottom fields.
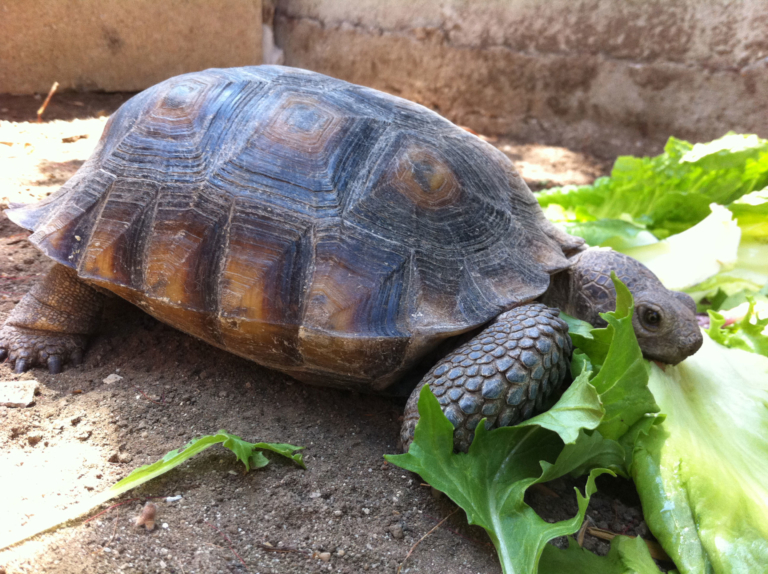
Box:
left=0, top=0, right=262, bottom=94
left=275, top=0, right=768, bottom=156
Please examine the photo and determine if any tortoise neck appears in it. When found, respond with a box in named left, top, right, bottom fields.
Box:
left=540, top=261, right=600, bottom=325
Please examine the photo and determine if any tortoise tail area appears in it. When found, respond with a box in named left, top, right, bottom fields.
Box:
left=5, top=161, right=116, bottom=269
left=4, top=89, right=150, bottom=268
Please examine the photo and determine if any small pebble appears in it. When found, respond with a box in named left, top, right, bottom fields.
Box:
left=362, top=508, right=371, bottom=515
left=135, top=502, right=156, bottom=531
left=0, top=380, right=39, bottom=407
left=333, top=510, right=342, bottom=517
left=319, top=552, right=331, bottom=562
left=389, top=524, right=404, bottom=539
left=75, top=429, right=92, bottom=441
left=27, top=433, right=43, bottom=446
left=103, top=374, right=123, bottom=385
left=109, top=452, right=133, bottom=464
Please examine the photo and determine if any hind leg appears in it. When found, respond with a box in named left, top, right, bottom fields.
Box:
left=0, top=264, right=105, bottom=374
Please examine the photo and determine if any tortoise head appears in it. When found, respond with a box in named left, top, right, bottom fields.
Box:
left=564, top=248, right=703, bottom=365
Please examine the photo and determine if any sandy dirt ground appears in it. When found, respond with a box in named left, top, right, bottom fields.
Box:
left=0, top=92, right=656, bottom=574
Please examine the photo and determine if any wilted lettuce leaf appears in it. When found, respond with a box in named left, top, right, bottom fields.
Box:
left=706, top=299, right=768, bottom=357
left=539, top=536, right=661, bottom=574
left=632, top=335, right=768, bottom=573
left=538, top=133, right=768, bottom=240
left=0, top=431, right=305, bottom=550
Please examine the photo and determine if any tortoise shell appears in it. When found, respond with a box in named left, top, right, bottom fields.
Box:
left=7, top=66, right=581, bottom=390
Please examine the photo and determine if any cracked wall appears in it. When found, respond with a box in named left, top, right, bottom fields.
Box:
left=274, top=0, right=768, bottom=156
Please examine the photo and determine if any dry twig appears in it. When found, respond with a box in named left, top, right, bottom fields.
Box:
left=37, top=82, right=59, bottom=123
left=132, top=384, right=167, bottom=406
left=205, top=520, right=248, bottom=570
left=397, top=508, right=459, bottom=574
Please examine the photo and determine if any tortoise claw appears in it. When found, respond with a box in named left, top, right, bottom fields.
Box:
left=48, top=355, right=63, bottom=374
left=14, top=358, right=29, bottom=374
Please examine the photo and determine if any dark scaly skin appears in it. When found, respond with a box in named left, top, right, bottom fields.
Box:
left=0, top=264, right=105, bottom=373
left=401, top=303, right=571, bottom=452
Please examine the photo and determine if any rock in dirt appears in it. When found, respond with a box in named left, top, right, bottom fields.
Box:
left=0, top=379, right=39, bottom=407
left=75, top=428, right=92, bottom=441
left=135, top=502, right=157, bottom=531
left=27, top=432, right=43, bottom=446
left=109, top=452, right=133, bottom=463
left=389, top=524, right=404, bottom=539
left=102, top=373, right=123, bottom=385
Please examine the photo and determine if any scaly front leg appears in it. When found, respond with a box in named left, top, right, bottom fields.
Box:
left=0, top=264, right=105, bottom=373
left=400, top=303, right=572, bottom=452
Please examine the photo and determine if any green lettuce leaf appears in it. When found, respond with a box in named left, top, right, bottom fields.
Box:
left=539, top=135, right=768, bottom=309
left=538, top=133, right=768, bottom=240
left=623, top=205, right=741, bottom=291
left=385, top=377, right=615, bottom=574
left=539, top=536, right=661, bottom=574
left=706, top=299, right=768, bottom=357
left=558, top=219, right=658, bottom=251
left=632, top=334, right=768, bottom=573
left=728, top=188, right=768, bottom=240
left=683, top=191, right=768, bottom=308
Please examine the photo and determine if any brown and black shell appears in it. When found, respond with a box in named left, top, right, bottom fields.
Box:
left=6, top=66, right=582, bottom=390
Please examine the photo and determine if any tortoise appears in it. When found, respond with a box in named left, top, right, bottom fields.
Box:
left=0, top=66, right=703, bottom=451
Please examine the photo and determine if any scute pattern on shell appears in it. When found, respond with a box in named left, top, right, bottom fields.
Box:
left=6, top=66, right=579, bottom=390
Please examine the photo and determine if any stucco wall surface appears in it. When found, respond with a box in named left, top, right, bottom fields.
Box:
left=275, top=0, right=768, bottom=156
left=0, top=0, right=262, bottom=94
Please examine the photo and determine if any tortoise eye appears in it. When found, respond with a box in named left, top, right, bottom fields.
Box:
left=643, top=308, right=661, bottom=327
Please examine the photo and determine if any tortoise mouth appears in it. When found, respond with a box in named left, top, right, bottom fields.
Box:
left=643, top=328, right=704, bottom=366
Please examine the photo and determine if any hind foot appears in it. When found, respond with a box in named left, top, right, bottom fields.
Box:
left=0, top=264, right=104, bottom=374
left=0, top=326, right=86, bottom=373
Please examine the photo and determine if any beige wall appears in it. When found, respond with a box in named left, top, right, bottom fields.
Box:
left=275, top=0, right=768, bottom=156
left=0, top=0, right=262, bottom=94
left=2, top=0, right=766, bottom=156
